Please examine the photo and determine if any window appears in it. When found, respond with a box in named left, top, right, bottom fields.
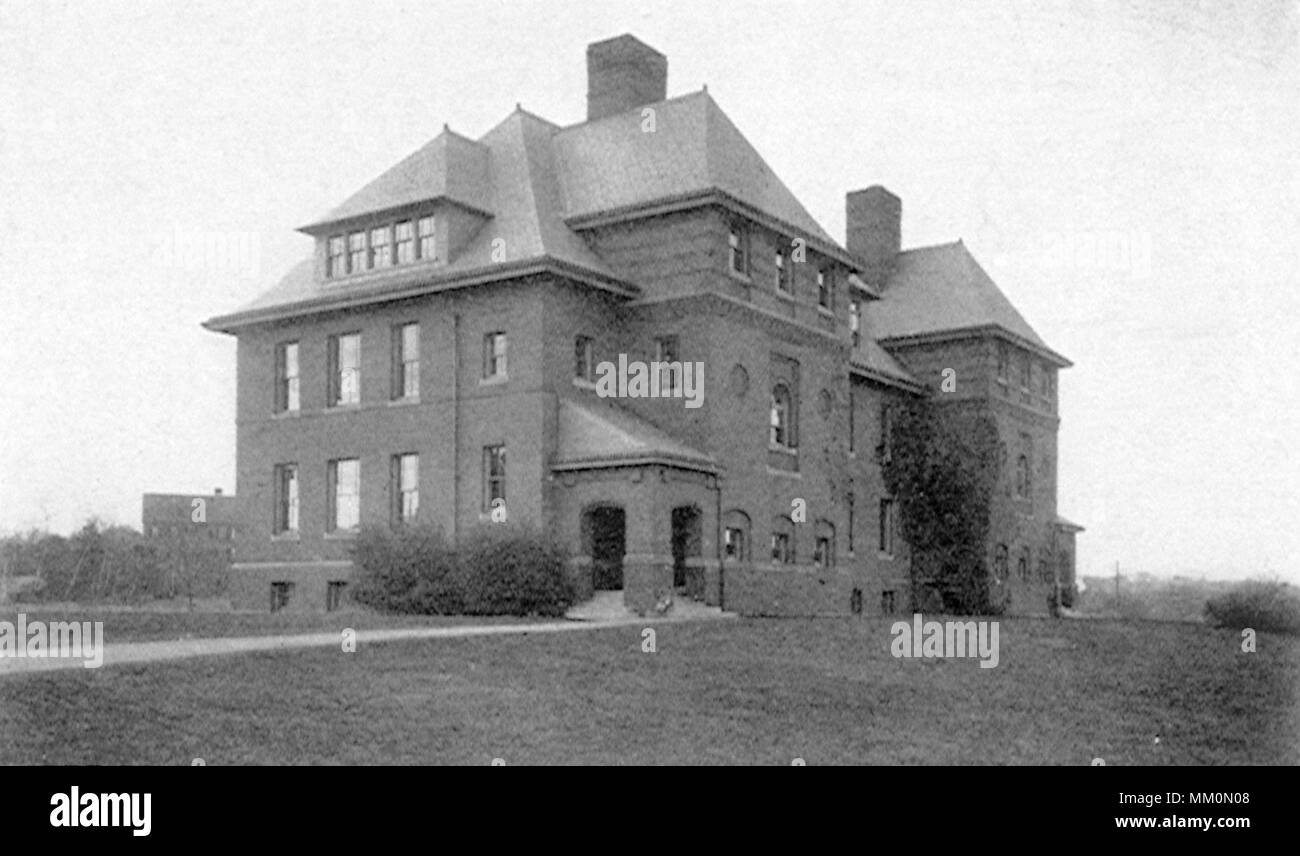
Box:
left=393, top=323, right=419, bottom=399
left=771, top=532, right=792, bottom=564
left=655, top=335, right=680, bottom=394
left=879, top=498, right=895, bottom=556
left=328, top=236, right=347, bottom=278
left=814, top=537, right=831, bottom=568
left=997, top=342, right=1008, bottom=382
left=1018, top=548, right=1031, bottom=582
left=849, top=299, right=861, bottom=346
left=847, top=491, right=855, bottom=553
left=993, top=544, right=1009, bottom=583
left=483, top=332, right=507, bottom=379
left=848, top=390, right=856, bottom=454
left=880, top=589, right=897, bottom=614
left=1016, top=455, right=1031, bottom=499
left=483, top=445, right=506, bottom=511
left=728, top=222, right=748, bottom=275
left=327, top=458, right=360, bottom=533
left=392, top=453, right=418, bottom=524
left=775, top=246, right=792, bottom=293
left=770, top=383, right=792, bottom=448
left=879, top=403, right=893, bottom=463
left=275, top=342, right=299, bottom=413
left=273, top=464, right=298, bottom=534
left=1019, top=352, right=1031, bottom=390
left=817, top=268, right=831, bottom=309
left=270, top=581, right=294, bottom=613
left=574, top=335, right=595, bottom=383
left=329, top=333, right=361, bottom=406
left=369, top=226, right=392, bottom=269
left=724, top=527, right=746, bottom=561
left=418, top=216, right=436, bottom=260
left=326, top=581, right=347, bottom=612
left=1038, top=557, right=1052, bottom=583
left=347, top=232, right=367, bottom=273
left=395, top=221, right=415, bottom=264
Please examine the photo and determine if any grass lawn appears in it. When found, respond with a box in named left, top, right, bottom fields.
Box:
left=0, top=607, right=534, bottom=644
left=1, top=615, right=1295, bottom=764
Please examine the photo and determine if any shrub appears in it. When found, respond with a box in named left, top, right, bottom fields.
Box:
left=349, top=524, right=455, bottom=614
left=348, top=522, right=575, bottom=617
left=454, top=523, right=575, bottom=617
left=1204, top=579, right=1300, bottom=636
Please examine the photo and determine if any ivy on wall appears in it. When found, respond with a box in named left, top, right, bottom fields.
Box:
left=881, top=398, right=1002, bottom=615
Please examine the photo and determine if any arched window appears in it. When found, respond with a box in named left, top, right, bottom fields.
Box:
left=770, top=384, right=792, bottom=448
left=722, top=509, right=751, bottom=563
left=814, top=520, right=835, bottom=569
left=993, top=544, right=1009, bottom=583
left=771, top=515, right=795, bottom=564
left=1018, top=547, right=1031, bottom=582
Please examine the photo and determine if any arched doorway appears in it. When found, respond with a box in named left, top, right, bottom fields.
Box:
left=583, top=506, right=626, bottom=591
left=671, top=505, right=703, bottom=595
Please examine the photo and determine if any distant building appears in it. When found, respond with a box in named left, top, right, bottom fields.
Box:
left=203, top=34, right=1080, bottom=615
left=142, top=490, right=239, bottom=562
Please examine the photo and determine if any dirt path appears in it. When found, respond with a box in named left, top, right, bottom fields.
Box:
left=0, top=605, right=734, bottom=677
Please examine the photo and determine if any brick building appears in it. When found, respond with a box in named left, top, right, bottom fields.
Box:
left=203, top=34, right=1080, bottom=615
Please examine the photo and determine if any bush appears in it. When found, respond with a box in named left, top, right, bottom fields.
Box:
left=348, top=522, right=575, bottom=617
left=349, top=524, right=456, bottom=614
left=454, top=523, right=575, bottom=617
left=1204, top=579, right=1300, bottom=635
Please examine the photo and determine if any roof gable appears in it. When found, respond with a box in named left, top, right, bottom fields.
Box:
left=871, top=241, right=1067, bottom=363
left=303, top=129, right=494, bottom=230
left=553, top=91, right=839, bottom=247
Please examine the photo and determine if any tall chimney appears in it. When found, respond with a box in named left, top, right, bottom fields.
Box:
left=846, top=186, right=901, bottom=284
left=587, top=34, right=667, bottom=122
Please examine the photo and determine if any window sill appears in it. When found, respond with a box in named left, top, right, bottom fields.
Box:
left=775, top=288, right=795, bottom=301
left=768, top=443, right=798, bottom=455
left=817, top=305, right=834, bottom=316
left=728, top=267, right=752, bottom=283
left=327, top=401, right=361, bottom=411
left=480, top=375, right=508, bottom=386
left=878, top=552, right=895, bottom=561
left=324, top=530, right=358, bottom=541
left=388, top=396, right=420, bottom=407
left=272, top=409, right=301, bottom=419
left=271, top=532, right=300, bottom=542
left=572, top=377, right=597, bottom=391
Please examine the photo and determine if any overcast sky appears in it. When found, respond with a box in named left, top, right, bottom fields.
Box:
left=1, top=0, right=1296, bottom=583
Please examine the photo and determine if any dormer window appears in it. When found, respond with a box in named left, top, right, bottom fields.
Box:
left=370, top=227, right=392, bottom=269
left=326, top=215, right=437, bottom=280
left=418, top=216, right=436, bottom=260
left=347, top=232, right=366, bottom=273
left=327, top=236, right=347, bottom=278
left=395, top=221, right=415, bottom=264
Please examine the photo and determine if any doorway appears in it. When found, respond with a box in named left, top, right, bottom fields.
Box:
left=585, top=506, right=625, bottom=591
left=671, top=505, right=703, bottom=596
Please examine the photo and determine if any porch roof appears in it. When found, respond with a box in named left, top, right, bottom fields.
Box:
left=552, top=397, right=717, bottom=474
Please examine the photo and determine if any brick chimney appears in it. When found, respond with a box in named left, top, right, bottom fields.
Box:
left=587, top=34, right=667, bottom=121
left=846, top=186, right=901, bottom=283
